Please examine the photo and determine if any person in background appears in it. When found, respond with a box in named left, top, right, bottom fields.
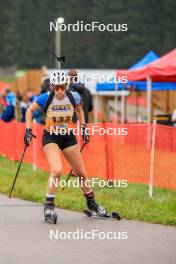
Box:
left=15, top=91, right=23, bottom=122
left=41, top=66, right=50, bottom=94
left=40, top=75, right=51, bottom=94
left=68, top=69, right=94, bottom=123
left=35, top=76, right=51, bottom=124
left=0, top=92, right=7, bottom=116
left=1, top=87, right=16, bottom=122
left=5, top=87, right=16, bottom=106
left=20, top=89, right=36, bottom=122
left=27, top=88, right=36, bottom=103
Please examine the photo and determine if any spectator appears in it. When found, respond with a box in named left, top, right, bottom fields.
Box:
left=40, top=75, right=51, bottom=94
left=0, top=92, right=7, bottom=116
left=26, top=88, right=36, bottom=103
left=1, top=88, right=16, bottom=122
left=35, top=78, right=51, bottom=124
left=15, top=91, right=23, bottom=122
left=68, top=69, right=93, bottom=123
left=20, top=89, right=36, bottom=122
left=5, top=87, right=16, bottom=106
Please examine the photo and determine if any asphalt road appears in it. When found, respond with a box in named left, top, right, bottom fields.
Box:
left=0, top=194, right=175, bottom=264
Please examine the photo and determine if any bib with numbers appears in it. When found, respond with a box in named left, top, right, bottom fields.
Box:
left=45, top=95, right=74, bottom=132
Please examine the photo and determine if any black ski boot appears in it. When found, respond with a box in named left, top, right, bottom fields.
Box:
left=84, top=192, right=121, bottom=220
left=44, top=201, right=57, bottom=224
left=86, top=195, right=107, bottom=216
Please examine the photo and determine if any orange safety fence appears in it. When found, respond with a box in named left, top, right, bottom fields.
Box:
left=0, top=120, right=176, bottom=190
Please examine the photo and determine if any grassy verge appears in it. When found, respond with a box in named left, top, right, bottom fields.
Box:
left=0, top=155, right=175, bottom=226
left=0, top=76, right=16, bottom=83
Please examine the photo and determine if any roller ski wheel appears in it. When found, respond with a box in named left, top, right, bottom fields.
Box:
left=45, top=213, right=57, bottom=224
left=112, top=211, right=121, bottom=220
left=83, top=209, right=92, bottom=217
left=44, top=202, right=58, bottom=224
left=84, top=209, right=121, bottom=221
left=85, top=195, right=121, bottom=221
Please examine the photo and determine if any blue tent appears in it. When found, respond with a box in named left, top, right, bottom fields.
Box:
left=129, top=51, right=159, bottom=70
left=127, top=81, right=176, bottom=91
left=96, top=51, right=176, bottom=91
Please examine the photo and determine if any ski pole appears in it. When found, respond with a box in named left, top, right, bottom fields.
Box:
left=63, top=143, right=86, bottom=190
left=9, top=145, right=27, bottom=198
left=9, top=134, right=36, bottom=198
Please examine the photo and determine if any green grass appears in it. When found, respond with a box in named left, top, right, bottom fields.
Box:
left=0, top=76, right=16, bottom=83
left=0, top=155, right=176, bottom=226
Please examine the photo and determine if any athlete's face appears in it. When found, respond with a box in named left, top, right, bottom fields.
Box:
left=53, top=84, right=67, bottom=98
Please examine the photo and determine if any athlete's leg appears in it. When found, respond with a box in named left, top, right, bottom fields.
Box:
left=43, top=143, right=62, bottom=222
left=62, top=144, right=106, bottom=214
left=44, top=143, right=62, bottom=196
left=62, top=144, right=91, bottom=194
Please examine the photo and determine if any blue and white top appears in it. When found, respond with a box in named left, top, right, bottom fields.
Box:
left=35, top=91, right=81, bottom=131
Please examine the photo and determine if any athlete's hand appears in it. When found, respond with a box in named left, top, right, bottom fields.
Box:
left=81, top=124, right=90, bottom=144
left=24, top=128, right=36, bottom=146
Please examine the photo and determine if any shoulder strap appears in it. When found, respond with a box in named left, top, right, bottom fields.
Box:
left=65, top=90, right=76, bottom=109
left=43, top=91, right=55, bottom=113
left=43, top=90, right=77, bottom=113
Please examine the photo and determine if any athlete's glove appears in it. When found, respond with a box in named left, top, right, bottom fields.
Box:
left=81, top=124, right=90, bottom=144
left=24, top=128, right=35, bottom=146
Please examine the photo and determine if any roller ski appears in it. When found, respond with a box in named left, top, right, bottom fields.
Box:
left=84, top=195, right=121, bottom=221
left=44, top=202, right=58, bottom=224
left=84, top=208, right=121, bottom=220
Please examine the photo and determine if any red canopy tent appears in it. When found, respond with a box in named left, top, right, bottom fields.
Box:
left=117, top=48, right=176, bottom=82
left=117, top=49, right=176, bottom=122
left=149, top=48, right=176, bottom=82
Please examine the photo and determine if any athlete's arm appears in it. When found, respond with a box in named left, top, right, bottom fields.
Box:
left=72, top=91, right=89, bottom=143
left=71, top=91, right=85, bottom=125
left=26, top=102, right=41, bottom=129
left=75, top=104, right=90, bottom=143
left=75, top=103, right=85, bottom=125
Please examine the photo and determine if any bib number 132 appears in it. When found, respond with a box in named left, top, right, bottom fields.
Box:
left=52, top=116, right=71, bottom=123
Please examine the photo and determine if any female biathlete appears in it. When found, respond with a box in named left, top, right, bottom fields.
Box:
left=24, top=70, right=107, bottom=223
